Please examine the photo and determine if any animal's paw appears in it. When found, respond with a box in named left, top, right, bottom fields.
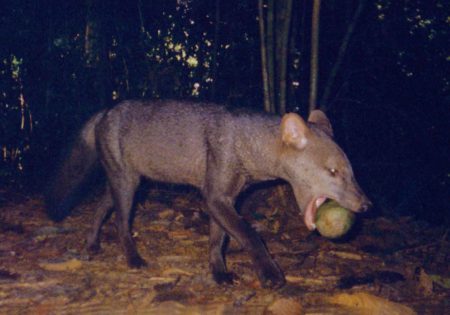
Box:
left=257, top=261, right=286, bottom=289
left=86, top=242, right=101, bottom=255
left=213, top=271, right=235, bottom=285
left=127, top=255, right=148, bottom=268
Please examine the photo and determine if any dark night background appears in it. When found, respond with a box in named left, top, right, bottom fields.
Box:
left=0, top=0, right=448, bottom=224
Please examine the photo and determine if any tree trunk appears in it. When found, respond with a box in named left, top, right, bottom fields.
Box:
left=276, top=0, right=293, bottom=115
left=258, top=0, right=292, bottom=114
left=309, top=0, right=320, bottom=113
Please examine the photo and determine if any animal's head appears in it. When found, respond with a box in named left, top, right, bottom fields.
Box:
left=279, top=110, right=372, bottom=230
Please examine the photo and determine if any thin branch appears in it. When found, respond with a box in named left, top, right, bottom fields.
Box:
left=211, top=0, right=220, bottom=100
left=320, top=0, right=366, bottom=111
left=267, top=0, right=276, bottom=113
left=258, top=0, right=271, bottom=113
left=137, top=0, right=145, bottom=34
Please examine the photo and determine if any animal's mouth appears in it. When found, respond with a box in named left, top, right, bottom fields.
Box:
left=304, top=196, right=327, bottom=231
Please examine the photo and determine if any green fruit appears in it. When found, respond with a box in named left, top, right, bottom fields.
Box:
left=315, top=200, right=355, bottom=239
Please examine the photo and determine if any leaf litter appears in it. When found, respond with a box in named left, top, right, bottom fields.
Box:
left=0, top=184, right=448, bottom=314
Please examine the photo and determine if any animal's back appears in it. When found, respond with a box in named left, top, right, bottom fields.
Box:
left=95, top=100, right=229, bottom=188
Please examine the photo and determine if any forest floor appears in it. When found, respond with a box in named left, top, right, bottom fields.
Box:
left=0, top=184, right=448, bottom=314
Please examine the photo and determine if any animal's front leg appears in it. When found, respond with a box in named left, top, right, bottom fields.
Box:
left=206, top=196, right=285, bottom=289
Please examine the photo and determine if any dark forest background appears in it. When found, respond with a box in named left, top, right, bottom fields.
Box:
left=0, top=0, right=448, bottom=224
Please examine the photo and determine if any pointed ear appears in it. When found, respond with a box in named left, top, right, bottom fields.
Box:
left=280, top=113, right=309, bottom=150
left=308, top=110, right=333, bottom=137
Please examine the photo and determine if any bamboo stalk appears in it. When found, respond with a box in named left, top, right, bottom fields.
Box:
left=258, top=0, right=271, bottom=113
left=309, top=0, right=321, bottom=113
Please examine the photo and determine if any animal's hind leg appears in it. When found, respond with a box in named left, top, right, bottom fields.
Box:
left=209, top=218, right=233, bottom=284
left=86, top=185, right=113, bottom=254
left=108, top=172, right=146, bottom=268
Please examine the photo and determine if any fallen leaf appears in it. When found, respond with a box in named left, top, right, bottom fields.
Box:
left=33, top=226, right=72, bottom=236
left=147, top=225, right=168, bottom=232
left=419, top=268, right=433, bottom=295
left=158, top=255, right=194, bottom=262
left=271, top=220, right=281, bottom=233
left=148, top=276, right=178, bottom=282
left=429, top=274, right=450, bottom=289
left=39, top=258, right=82, bottom=271
left=162, top=268, right=194, bottom=276
left=265, top=298, right=303, bottom=315
left=169, top=230, right=193, bottom=240
left=327, top=292, right=416, bottom=315
left=159, top=209, right=175, bottom=219
left=328, top=250, right=363, bottom=260
left=286, top=275, right=338, bottom=286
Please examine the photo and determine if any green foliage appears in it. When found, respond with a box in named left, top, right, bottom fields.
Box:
left=374, top=0, right=449, bottom=92
left=10, top=56, right=23, bottom=80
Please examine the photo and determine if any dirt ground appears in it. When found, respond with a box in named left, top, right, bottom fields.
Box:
left=0, top=185, right=449, bottom=314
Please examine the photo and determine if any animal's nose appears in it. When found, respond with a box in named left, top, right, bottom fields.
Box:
left=359, top=200, right=372, bottom=212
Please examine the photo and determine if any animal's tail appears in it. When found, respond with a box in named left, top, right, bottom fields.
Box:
left=46, top=110, right=106, bottom=221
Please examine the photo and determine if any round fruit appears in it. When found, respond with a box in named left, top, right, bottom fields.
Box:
left=315, top=200, right=355, bottom=239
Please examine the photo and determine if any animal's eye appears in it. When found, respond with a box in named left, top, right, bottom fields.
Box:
left=328, top=168, right=338, bottom=176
